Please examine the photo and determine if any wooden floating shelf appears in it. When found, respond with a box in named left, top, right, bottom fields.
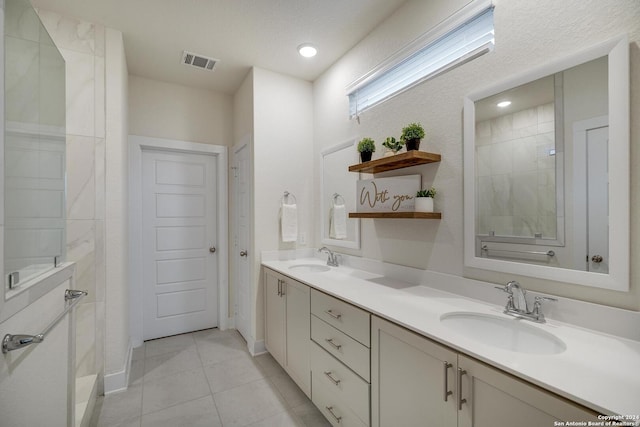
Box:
left=349, top=212, right=442, bottom=219
left=349, top=150, right=441, bottom=174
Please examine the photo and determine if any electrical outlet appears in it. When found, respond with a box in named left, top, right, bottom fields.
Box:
left=299, top=232, right=307, bottom=245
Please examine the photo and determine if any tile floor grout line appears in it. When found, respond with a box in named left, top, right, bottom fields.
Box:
left=191, top=330, right=225, bottom=427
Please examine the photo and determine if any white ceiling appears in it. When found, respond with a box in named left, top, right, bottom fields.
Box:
left=30, top=0, right=407, bottom=94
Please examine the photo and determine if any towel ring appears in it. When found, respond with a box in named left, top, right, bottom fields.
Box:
left=333, top=193, right=346, bottom=205
left=283, top=191, right=297, bottom=204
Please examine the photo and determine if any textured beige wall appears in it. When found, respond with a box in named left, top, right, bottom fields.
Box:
left=313, top=0, right=640, bottom=310
left=129, top=75, right=233, bottom=146
left=253, top=68, right=314, bottom=341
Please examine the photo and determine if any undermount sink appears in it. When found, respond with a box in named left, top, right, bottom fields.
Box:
left=440, top=312, right=566, bottom=355
left=288, top=264, right=331, bottom=273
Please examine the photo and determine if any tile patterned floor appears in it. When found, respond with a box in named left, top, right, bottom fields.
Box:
left=90, top=329, right=331, bottom=427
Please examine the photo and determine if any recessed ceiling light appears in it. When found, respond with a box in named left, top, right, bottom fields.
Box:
left=497, top=101, right=512, bottom=108
left=298, top=43, right=317, bottom=58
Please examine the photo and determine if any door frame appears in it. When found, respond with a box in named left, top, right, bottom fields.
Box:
left=129, top=135, right=229, bottom=347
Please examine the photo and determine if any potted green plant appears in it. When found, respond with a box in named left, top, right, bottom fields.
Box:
left=382, top=137, right=404, bottom=157
left=415, top=187, right=436, bottom=212
left=401, top=122, right=426, bottom=151
left=357, top=137, right=376, bottom=162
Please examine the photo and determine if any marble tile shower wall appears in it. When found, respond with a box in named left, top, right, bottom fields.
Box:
left=475, top=102, right=557, bottom=239
left=37, top=9, right=106, bottom=384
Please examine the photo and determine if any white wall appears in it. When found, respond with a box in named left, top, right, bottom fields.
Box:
left=232, top=69, right=253, bottom=143
left=104, top=28, right=130, bottom=381
left=129, top=75, right=233, bottom=146
left=313, top=0, right=640, bottom=310
left=253, top=67, right=314, bottom=341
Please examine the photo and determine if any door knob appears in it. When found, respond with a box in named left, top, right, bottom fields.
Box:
left=209, top=246, right=216, bottom=253
left=240, top=250, right=248, bottom=257
left=591, top=255, right=603, bottom=263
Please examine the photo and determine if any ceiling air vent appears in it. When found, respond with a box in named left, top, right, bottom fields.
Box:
left=181, top=51, right=218, bottom=71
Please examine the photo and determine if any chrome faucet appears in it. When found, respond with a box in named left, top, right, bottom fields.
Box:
left=318, top=247, right=339, bottom=267
left=495, top=280, right=557, bottom=323
left=506, top=280, right=528, bottom=313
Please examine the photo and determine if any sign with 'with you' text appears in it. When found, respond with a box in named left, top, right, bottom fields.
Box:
left=356, top=175, right=420, bottom=212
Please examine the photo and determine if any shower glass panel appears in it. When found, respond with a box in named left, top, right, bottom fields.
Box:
left=4, top=0, right=66, bottom=292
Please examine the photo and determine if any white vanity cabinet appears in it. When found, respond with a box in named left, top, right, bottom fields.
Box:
left=372, top=316, right=598, bottom=427
left=371, top=315, right=458, bottom=427
left=456, top=355, right=598, bottom=427
left=263, top=268, right=311, bottom=396
left=310, top=289, right=371, bottom=427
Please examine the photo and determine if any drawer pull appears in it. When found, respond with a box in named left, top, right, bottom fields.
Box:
left=457, top=368, right=467, bottom=410
left=324, top=371, right=341, bottom=386
left=443, top=361, right=453, bottom=402
left=325, top=338, right=342, bottom=350
left=325, top=309, right=342, bottom=320
left=325, top=406, right=342, bottom=423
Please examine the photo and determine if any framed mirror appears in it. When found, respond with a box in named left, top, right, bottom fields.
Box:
left=463, top=36, right=629, bottom=291
left=320, top=140, right=360, bottom=249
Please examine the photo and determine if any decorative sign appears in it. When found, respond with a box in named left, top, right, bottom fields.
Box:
left=356, top=175, right=420, bottom=212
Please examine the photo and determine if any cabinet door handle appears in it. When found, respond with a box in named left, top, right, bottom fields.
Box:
left=280, top=280, right=285, bottom=297
left=457, top=367, right=467, bottom=410
left=277, top=279, right=281, bottom=296
left=443, top=361, right=453, bottom=402
left=324, top=371, right=341, bottom=386
left=325, top=309, right=342, bottom=320
left=325, top=406, right=342, bottom=423
left=325, top=338, right=342, bottom=350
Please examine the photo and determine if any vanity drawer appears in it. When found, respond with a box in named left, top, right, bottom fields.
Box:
left=311, top=315, right=370, bottom=381
left=312, top=369, right=368, bottom=427
left=311, top=289, right=370, bottom=347
left=311, top=341, right=370, bottom=425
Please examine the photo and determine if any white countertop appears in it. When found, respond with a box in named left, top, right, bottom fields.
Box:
left=262, top=257, right=640, bottom=416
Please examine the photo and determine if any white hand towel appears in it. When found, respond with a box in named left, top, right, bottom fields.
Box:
left=329, top=204, right=347, bottom=239
left=281, top=203, right=298, bottom=242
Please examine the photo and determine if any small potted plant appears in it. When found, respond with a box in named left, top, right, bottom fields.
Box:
left=401, top=122, right=426, bottom=151
left=415, top=187, right=436, bottom=212
left=382, top=137, right=404, bottom=157
left=357, top=137, right=376, bottom=162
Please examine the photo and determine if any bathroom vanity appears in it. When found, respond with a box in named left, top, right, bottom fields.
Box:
left=262, top=255, right=640, bottom=426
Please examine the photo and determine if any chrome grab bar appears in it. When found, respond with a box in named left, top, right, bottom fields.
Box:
left=2, top=289, right=88, bottom=354
left=481, top=245, right=555, bottom=257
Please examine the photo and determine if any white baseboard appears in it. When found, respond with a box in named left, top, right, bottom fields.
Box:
left=249, top=339, right=266, bottom=356
left=220, top=315, right=235, bottom=330
left=103, top=340, right=133, bottom=394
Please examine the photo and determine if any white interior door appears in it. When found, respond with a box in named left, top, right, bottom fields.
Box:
left=233, top=142, right=251, bottom=343
left=142, top=149, right=218, bottom=340
left=572, top=117, right=608, bottom=272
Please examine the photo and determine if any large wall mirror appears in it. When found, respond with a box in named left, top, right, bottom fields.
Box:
left=320, top=140, right=360, bottom=249
left=463, top=36, right=629, bottom=291
left=3, top=0, right=66, bottom=299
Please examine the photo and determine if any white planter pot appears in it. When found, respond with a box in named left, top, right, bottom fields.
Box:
left=414, top=197, right=434, bottom=212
